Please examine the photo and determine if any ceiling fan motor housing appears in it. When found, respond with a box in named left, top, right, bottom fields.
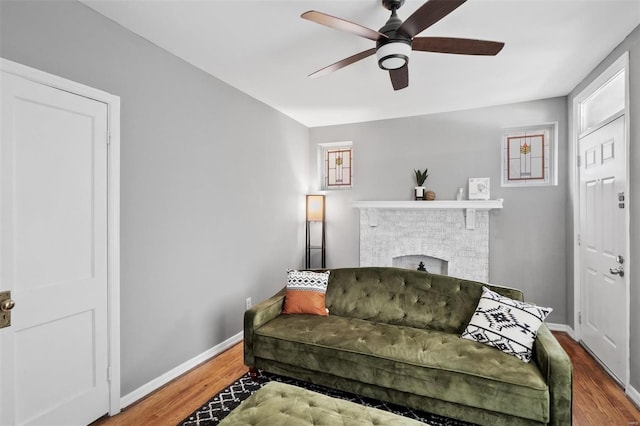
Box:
left=382, top=0, right=405, bottom=11
left=377, top=2, right=411, bottom=70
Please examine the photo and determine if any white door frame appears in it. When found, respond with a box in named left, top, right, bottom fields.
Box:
left=571, top=52, right=630, bottom=389
left=0, top=58, right=122, bottom=416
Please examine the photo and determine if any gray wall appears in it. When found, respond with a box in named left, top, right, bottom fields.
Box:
left=0, top=1, right=308, bottom=395
left=310, top=97, right=568, bottom=324
left=567, top=24, right=640, bottom=390
left=3, top=0, right=636, bottom=400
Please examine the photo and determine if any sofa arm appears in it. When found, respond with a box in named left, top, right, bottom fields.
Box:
left=534, top=324, right=573, bottom=425
left=244, top=288, right=286, bottom=367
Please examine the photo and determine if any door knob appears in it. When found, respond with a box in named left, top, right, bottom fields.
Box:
left=1, top=298, right=15, bottom=312
left=0, top=291, right=15, bottom=329
left=609, top=266, right=625, bottom=277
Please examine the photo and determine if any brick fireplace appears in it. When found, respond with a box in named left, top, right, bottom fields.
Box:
left=354, top=200, right=503, bottom=282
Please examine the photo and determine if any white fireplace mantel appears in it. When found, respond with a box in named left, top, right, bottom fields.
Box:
left=352, top=199, right=503, bottom=210
left=353, top=199, right=503, bottom=230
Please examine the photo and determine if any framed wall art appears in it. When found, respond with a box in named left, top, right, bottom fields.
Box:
left=469, top=177, right=490, bottom=200
left=501, top=123, right=558, bottom=187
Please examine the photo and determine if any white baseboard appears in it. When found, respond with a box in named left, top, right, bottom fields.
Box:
left=546, top=322, right=576, bottom=340
left=627, top=384, right=640, bottom=410
left=121, top=331, right=244, bottom=409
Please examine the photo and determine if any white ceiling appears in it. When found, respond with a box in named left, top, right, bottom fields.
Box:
left=81, top=0, right=640, bottom=127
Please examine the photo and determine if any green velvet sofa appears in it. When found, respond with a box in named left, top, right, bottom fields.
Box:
left=244, top=267, right=572, bottom=426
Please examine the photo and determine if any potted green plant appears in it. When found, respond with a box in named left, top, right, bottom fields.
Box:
left=413, top=168, right=428, bottom=200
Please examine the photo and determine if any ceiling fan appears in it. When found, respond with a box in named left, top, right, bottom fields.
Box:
left=301, top=0, right=505, bottom=90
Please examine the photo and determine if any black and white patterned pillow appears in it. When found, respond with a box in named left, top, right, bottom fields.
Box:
left=286, top=269, right=330, bottom=293
left=461, top=287, right=552, bottom=362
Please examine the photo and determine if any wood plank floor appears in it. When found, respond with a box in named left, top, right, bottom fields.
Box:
left=93, top=332, right=640, bottom=426
left=91, top=343, right=248, bottom=426
left=554, top=333, right=640, bottom=426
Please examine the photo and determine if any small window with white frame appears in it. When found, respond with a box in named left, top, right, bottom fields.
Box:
left=580, top=69, right=625, bottom=134
left=319, top=141, right=352, bottom=190
left=501, top=123, right=558, bottom=187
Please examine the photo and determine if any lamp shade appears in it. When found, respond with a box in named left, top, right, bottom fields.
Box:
left=306, top=195, right=325, bottom=221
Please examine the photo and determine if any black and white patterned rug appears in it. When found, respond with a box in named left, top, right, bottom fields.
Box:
left=177, top=370, right=477, bottom=426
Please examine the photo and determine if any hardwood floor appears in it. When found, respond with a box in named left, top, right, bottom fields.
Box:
left=554, top=333, right=640, bottom=425
left=91, top=343, right=248, bottom=426
left=93, top=332, right=640, bottom=426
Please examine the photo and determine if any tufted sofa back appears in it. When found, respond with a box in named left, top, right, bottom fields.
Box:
left=325, top=267, right=524, bottom=334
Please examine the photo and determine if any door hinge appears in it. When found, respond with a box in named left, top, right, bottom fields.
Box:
left=106, top=132, right=111, bottom=145
left=578, top=312, right=582, bottom=324
left=577, top=234, right=581, bottom=246
left=577, top=156, right=581, bottom=168
left=107, top=366, right=112, bottom=382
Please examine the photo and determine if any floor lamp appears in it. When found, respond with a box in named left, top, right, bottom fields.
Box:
left=305, top=195, right=326, bottom=269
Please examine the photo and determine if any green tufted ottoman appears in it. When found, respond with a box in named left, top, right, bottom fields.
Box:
left=219, top=381, right=427, bottom=425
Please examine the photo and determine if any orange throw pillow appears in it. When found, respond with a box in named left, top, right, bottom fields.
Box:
left=282, top=270, right=330, bottom=316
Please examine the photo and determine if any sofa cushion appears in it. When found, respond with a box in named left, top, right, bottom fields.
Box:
left=282, top=270, right=330, bottom=316
left=461, top=287, right=552, bottom=362
left=254, top=314, right=549, bottom=423
left=324, top=268, right=524, bottom=334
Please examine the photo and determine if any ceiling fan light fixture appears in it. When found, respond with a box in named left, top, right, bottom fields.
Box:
left=376, top=41, right=411, bottom=70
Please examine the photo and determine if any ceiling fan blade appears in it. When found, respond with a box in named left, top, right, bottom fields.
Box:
left=413, top=37, right=504, bottom=55
left=302, top=11, right=388, bottom=42
left=309, top=48, right=377, bottom=78
left=397, top=0, right=467, bottom=38
left=389, top=65, right=409, bottom=91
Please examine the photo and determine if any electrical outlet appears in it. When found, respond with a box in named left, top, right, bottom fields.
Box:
left=245, top=297, right=252, bottom=310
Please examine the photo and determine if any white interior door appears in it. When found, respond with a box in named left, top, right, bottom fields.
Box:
left=579, top=115, right=627, bottom=383
left=0, top=71, right=110, bottom=425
